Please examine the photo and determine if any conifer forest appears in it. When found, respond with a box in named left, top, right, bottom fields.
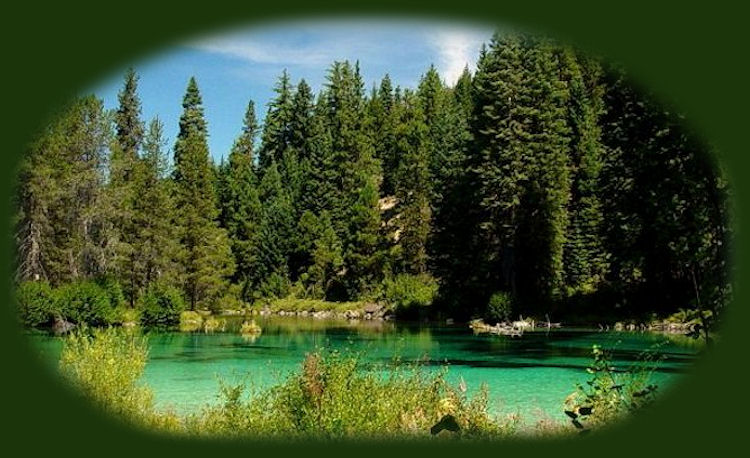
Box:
left=14, top=32, right=731, bottom=329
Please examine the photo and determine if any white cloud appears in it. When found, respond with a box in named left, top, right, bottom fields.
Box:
left=187, top=20, right=493, bottom=87
left=190, top=35, right=331, bottom=66
left=432, top=29, right=489, bottom=85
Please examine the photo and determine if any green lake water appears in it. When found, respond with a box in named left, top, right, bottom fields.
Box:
left=27, top=316, right=700, bottom=424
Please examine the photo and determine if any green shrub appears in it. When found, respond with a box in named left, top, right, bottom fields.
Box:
left=56, top=281, right=115, bottom=326
left=189, top=350, right=507, bottom=439
left=563, top=345, right=659, bottom=432
left=113, top=306, right=141, bottom=325
left=139, top=284, right=185, bottom=329
left=95, top=275, right=126, bottom=309
left=258, top=272, right=291, bottom=299
left=486, top=291, right=513, bottom=323
left=179, top=310, right=203, bottom=332
left=15, top=281, right=58, bottom=328
left=60, top=328, right=180, bottom=430
left=212, top=284, right=246, bottom=313
left=382, top=274, right=439, bottom=312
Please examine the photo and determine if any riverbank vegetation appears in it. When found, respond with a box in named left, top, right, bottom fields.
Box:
left=13, top=31, right=730, bottom=333
left=58, top=328, right=659, bottom=439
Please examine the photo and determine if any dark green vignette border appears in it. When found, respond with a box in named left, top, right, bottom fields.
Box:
left=1, top=1, right=747, bottom=456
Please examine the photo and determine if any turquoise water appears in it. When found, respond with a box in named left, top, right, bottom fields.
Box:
left=28, top=317, right=699, bottom=424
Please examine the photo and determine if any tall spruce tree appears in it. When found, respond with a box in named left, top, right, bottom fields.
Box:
left=324, top=61, right=383, bottom=297
left=131, top=118, right=180, bottom=294
left=173, top=77, right=234, bottom=309
left=219, top=101, right=262, bottom=297
left=253, top=162, right=295, bottom=290
left=259, top=70, right=294, bottom=172
left=559, top=49, right=608, bottom=293
left=394, top=91, right=431, bottom=274
left=369, top=74, right=398, bottom=196
left=470, top=34, right=571, bottom=310
left=110, top=68, right=146, bottom=304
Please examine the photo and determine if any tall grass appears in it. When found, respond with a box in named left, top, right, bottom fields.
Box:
left=59, top=328, right=180, bottom=430
left=57, top=329, right=659, bottom=440
left=188, top=350, right=510, bottom=440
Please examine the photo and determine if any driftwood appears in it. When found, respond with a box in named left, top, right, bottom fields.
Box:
left=470, top=315, right=563, bottom=338
left=469, top=320, right=524, bottom=337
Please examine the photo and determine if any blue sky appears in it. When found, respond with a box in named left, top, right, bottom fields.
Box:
left=91, top=19, right=493, bottom=162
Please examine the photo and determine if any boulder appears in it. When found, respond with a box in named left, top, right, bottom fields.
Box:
left=52, top=317, right=75, bottom=335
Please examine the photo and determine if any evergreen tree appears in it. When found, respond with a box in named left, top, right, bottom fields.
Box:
left=15, top=96, right=111, bottom=283
left=173, top=77, right=234, bottom=309
left=253, top=162, right=295, bottom=288
left=324, top=61, right=384, bottom=297
left=289, top=79, right=315, bottom=159
left=300, top=93, right=337, bottom=216
left=131, top=118, right=180, bottom=294
left=559, top=49, right=608, bottom=292
left=110, top=69, right=146, bottom=304
left=219, top=101, right=262, bottom=297
left=114, top=68, right=145, bottom=169
left=394, top=91, right=431, bottom=274
left=369, top=74, right=398, bottom=195
left=470, top=34, right=571, bottom=310
left=259, top=70, right=294, bottom=172
left=306, top=211, right=345, bottom=299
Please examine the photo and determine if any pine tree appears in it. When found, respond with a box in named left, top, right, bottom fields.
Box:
left=173, top=77, right=234, bottom=309
left=110, top=68, right=146, bottom=304
left=300, top=93, right=337, bottom=216
left=513, top=37, right=571, bottom=306
left=15, top=96, right=113, bottom=284
left=218, top=101, right=262, bottom=297
left=114, top=68, right=145, bottom=170
left=324, top=61, right=384, bottom=297
left=369, top=74, right=398, bottom=195
left=253, top=162, right=295, bottom=288
left=306, top=211, right=345, bottom=299
left=394, top=91, right=431, bottom=274
left=470, top=34, right=526, bottom=303
left=559, top=49, right=608, bottom=292
left=131, top=118, right=180, bottom=294
left=259, top=70, right=294, bottom=172
left=289, top=79, right=314, bottom=159
left=470, top=34, right=571, bottom=309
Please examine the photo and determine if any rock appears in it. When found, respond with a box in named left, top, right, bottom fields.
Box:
left=52, top=317, right=75, bottom=335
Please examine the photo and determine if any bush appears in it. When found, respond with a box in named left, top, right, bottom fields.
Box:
left=486, top=291, right=513, bottom=323
left=189, top=350, right=507, bottom=439
left=56, top=281, right=115, bottom=326
left=95, top=275, right=126, bottom=309
left=113, top=306, right=140, bottom=325
left=563, top=345, right=659, bottom=432
left=139, top=284, right=185, bottom=329
left=15, top=281, right=58, bottom=328
left=60, top=328, right=179, bottom=430
left=257, top=272, right=291, bottom=299
left=382, top=274, right=439, bottom=312
left=212, top=284, right=246, bottom=313
left=179, top=310, right=203, bottom=332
